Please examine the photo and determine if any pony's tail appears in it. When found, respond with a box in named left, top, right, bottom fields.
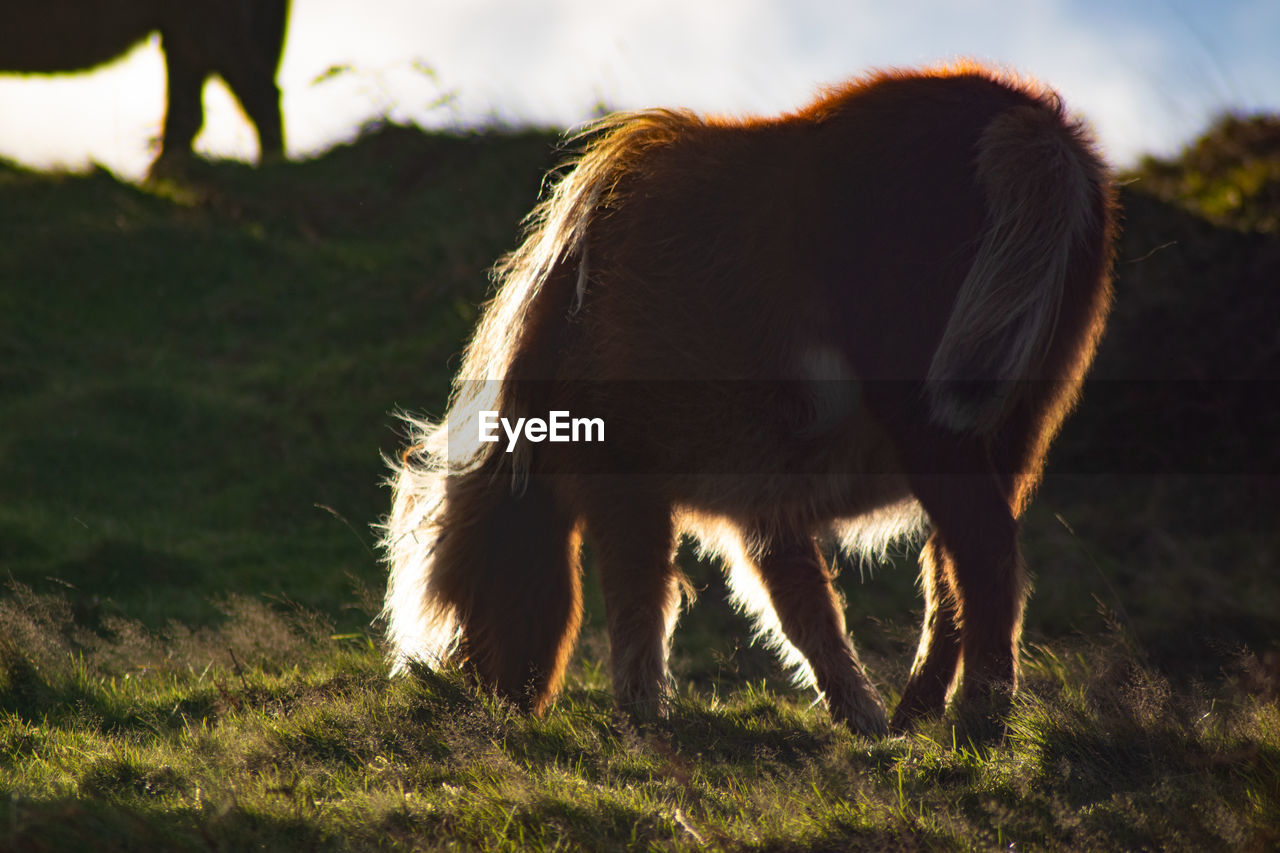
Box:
left=926, top=101, right=1109, bottom=433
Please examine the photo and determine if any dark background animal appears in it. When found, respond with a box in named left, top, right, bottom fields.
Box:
left=382, top=63, right=1117, bottom=737
left=0, top=0, right=289, bottom=175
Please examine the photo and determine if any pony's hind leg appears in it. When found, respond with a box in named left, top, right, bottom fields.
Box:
left=581, top=487, right=682, bottom=720
left=908, top=470, right=1024, bottom=727
left=747, top=530, right=889, bottom=737
left=891, top=533, right=963, bottom=732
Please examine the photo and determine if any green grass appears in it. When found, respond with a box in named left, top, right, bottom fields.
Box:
left=1, top=117, right=1278, bottom=850
left=2, top=596, right=1276, bottom=850
left=0, top=126, right=558, bottom=628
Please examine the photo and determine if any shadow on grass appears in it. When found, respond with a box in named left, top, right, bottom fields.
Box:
left=0, top=793, right=332, bottom=853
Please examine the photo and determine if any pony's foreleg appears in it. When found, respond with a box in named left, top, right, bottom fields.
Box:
left=891, top=533, right=963, bottom=732
left=750, top=532, right=889, bottom=737
left=581, top=485, right=682, bottom=720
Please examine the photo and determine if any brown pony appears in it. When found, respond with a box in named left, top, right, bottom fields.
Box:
left=0, top=0, right=289, bottom=176
left=382, top=61, right=1117, bottom=736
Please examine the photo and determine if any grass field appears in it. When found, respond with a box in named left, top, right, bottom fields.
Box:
left=1, top=116, right=1277, bottom=850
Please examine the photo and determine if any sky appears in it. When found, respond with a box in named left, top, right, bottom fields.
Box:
left=0, top=0, right=1276, bottom=181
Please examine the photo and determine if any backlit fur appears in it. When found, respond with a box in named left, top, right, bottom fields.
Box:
left=381, top=61, right=1117, bottom=735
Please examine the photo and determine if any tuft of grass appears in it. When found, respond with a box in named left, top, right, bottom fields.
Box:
left=1135, top=113, right=1280, bottom=232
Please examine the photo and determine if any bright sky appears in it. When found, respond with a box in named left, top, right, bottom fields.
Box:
left=1, top=0, right=1276, bottom=181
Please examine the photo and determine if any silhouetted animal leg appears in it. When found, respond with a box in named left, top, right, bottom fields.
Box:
left=582, top=490, right=681, bottom=720
left=891, top=533, right=963, bottom=732
left=220, top=61, right=284, bottom=160
left=909, top=472, right=1024, bottom=727
left=155, top=49, right=205, bottom=176
left=438, top=475, right=583, bottom=713
left=224, top=0, right=289, bottom=161
left=751, top=533, right=889, bottom=737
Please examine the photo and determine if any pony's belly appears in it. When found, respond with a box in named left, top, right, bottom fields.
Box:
left=672, top=469, right=914, bottom=525
left=662, top=385, right=910, bottom=511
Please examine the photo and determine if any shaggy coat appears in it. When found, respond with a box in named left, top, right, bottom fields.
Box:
left=382, top=62, right=1117, bottom=736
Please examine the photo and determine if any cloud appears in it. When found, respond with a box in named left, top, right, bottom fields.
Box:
left=1, top=0, right=1276, bottom=178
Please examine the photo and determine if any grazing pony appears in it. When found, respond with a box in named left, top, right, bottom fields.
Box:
left=382, top=62, right=1116, bottom=736
left=1, top=0, right=289, bottom=176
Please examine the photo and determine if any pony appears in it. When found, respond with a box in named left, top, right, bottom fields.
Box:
left=0, top=0, right=289, bottom=176
left=381, top=61, right=1117, bottom=736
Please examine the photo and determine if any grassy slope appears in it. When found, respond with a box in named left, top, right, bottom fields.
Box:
left=0, top=118, right=1277, bottom=850
left=0, top=127, right=556, bottom=627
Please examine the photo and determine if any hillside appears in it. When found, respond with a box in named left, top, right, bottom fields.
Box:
left=0, top=116, right=1277, bottom=850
